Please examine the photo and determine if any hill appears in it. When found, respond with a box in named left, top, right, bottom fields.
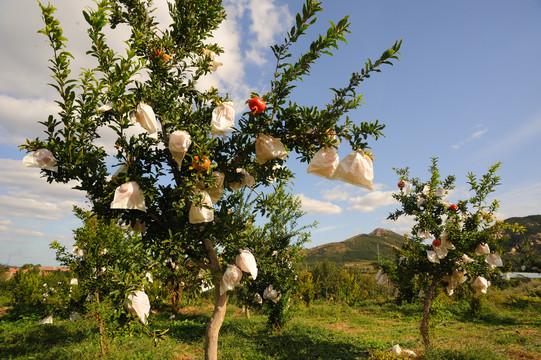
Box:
left=501, top=215, right=541, bottom=253
left=500, top=215, right=541, bottom=269
left=303, top=228, right=404, bottom=265
left=303, top=215, right=541, bottom=268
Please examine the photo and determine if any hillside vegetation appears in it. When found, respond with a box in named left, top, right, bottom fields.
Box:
left=303, top=216, right=541, bottom=270
left=303, top=228, right=404, bottom=265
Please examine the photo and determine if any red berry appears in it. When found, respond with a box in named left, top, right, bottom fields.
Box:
left=432, top=239, right=441, bottom=247
left=248, top=97, right=266, bottom=114
left=449, top=204, right=458, bottom=211
left=397, top=181, right=405, bottom=189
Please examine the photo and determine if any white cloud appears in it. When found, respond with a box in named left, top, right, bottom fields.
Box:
left=320, top=183, right=384, bottom=202
left=0, top=237, right=26, bottom=244
left=0, top=159, right=85, bottom=203
left=245, top=0, right=292, bottom=65
left=0, top=159, right=86, bottom=222
left=0, top=221, right=44, bottom=237
left=452, top=126, right=488, bottom=149
left=0, top=95, right=60, bottom=145
left=296, top=194, right=342, bottom=214
left=0, top=195, right=75, bottom=221
left=478, top=113, right=541, bottom=158
left=347, top=190, right=397, bottom=212
left=321, top=185, right=353, bottom=202
left=314, top=225, right=340, bottom=233
left=381, top=215, right=415, bottom=236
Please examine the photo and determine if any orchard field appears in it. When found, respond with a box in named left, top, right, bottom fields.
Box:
left=6, top=0, right=541, bottom=359
left=1, top=266, right=540, bottom=360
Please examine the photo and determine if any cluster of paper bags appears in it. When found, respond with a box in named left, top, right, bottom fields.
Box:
left=24, top=101, right=375, bottom=225
left=306, top=147, right=374, bottom=190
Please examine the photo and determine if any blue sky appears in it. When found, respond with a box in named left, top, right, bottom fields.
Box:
left=1, top=0, right=540, bottom=266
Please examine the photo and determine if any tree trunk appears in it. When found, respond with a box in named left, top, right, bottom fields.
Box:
left=169, top=280, right=183, bottom=314
left=96, top=291, right=106, bottom=356
left=420, top=273, right=438, bottom=348
left=204, top=280, right=228, bottom=360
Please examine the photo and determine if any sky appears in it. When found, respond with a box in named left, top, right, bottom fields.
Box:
left=1, top=0, right=540, bottom=267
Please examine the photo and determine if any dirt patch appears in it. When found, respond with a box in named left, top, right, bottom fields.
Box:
left=0, top=306, right=10, bottom=317
left=328, top=322, right=366, bottom=334
left=176, top=305, right=214, bottom=316
left=173, top=343, right=202, bottom=360
left=504, top=349, right=541, bottom=360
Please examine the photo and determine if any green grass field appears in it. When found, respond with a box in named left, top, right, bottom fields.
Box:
left=1, top=292, right=540, bottom=360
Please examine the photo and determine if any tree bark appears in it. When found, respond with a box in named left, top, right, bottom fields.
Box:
left=96, top=291, right=106, bottom=356
left=204, top=279, right=228, bottom=360
left=203, top=236, right=227, bottom=360
left=420, top=273, right=438, bottom=348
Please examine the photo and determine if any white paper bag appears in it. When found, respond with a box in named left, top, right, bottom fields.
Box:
left=211, top=101, right=235, bottom=137
left=235, top=249, right=258, bottom=279
left=169, top=130, right=192, bottom=168
left=229, top=168, right=255, bottom=190
left=255, top=134, right=288, bottom=164
left=332, top=150, right=373, bottom=190
left=207, top=172, right=225, bottom=203
left=306, top=147, right=339, bottom=179
left=189, top=190, right=214, bottom=224
left=130, top=102, right=158, bottom=136
left=110, top=181, right=146, bottom=212
left=263, top=285, right=282, bottom=303
left=22, top=149, right=58, bottom=172
left=124, top=290, right=151, bottom=324
left=220, top=264, right=242, bottom=295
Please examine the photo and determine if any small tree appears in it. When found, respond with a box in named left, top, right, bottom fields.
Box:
left=384, top=158, right=524, bottom=348
left=22, top=1, right=400, bottom=358
left=52, top=208, right=153, bottom=355
left=232, top=184, right=313, bottom=329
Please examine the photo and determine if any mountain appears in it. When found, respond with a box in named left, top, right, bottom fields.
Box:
left=303, top=228, right=404, bottom=265
left=500, top=215, right=541, bottom=270
left=302, top=215, right=541, bottom=267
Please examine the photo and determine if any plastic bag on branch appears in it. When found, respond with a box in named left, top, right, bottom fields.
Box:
left=39, top=315, right=53, bottom=325
left=130, top=102, right=158, bottom=137
left=255, top=134, right=288, bottom=164
left=462, top=254, right=474, bottom=263
left=306, top=147, right=339, bottom=179
left=220, top=264, right=242, bottom=295
left=332, top=150, right=373, bottom=190
left=427, top=250, right=440, bottom=264
left=375, top=269, right=389, bottom=285
left=472, top=276, right=490, bottom=296
left=69, top=312, right=81, bottom=322
left=485, top=253, right=503, bottom=267
left=124, top=290, right=151, bottom=324
left=229, top=168, right=255, bottom=190
left=202, top=49, right=223, bottom=72
left=110, top=181, right=146, bottom=211
left=22, top=149, right=58, bottom=172
left=189, top=190, right=214, bottom=224
left=111, top=164, right=128, bottom=182
left=169, top=130, right=192, bottom=168
left=475, top=243, right=490, bottom=255
left=211, top=101, right=235, bottom=137
left=207, top=171, right=225, bottom=203
left=263, top=285, right=282, bottom=303
left=235, top=249, right=258, bottom=279
left=71, top=246, right=84, bottom=257
left=121, top=218, right=146, bottom=233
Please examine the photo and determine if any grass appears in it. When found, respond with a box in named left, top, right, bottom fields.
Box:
left=1, top=296, right=540, bottom=359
